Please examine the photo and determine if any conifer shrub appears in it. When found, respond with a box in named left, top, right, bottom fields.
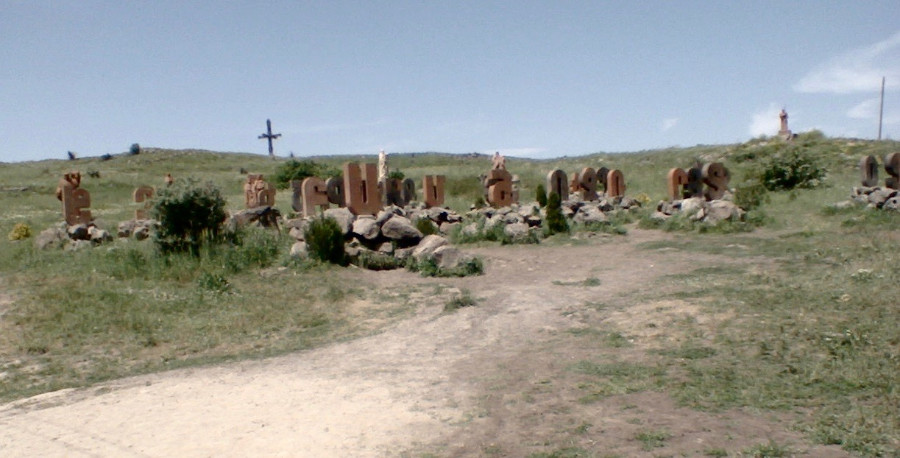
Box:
left=152, top=178, right=227, bottom=255
left=535, top=184, right=548, bottom=207
left=304, top=216, right=346, bottom=265
left=544, top=191, right=568, bottom=235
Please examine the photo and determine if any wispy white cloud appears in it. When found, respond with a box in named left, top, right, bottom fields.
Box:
left=794, top=31, right=900, bottom=94
left=748, top=103, right=783, bottom=137
left=661, top=118, right=679, bottom=132
left=847, top=98, right=880, bottom=119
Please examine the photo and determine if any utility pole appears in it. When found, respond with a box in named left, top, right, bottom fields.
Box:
left=878, top=77, right=885, bottom=140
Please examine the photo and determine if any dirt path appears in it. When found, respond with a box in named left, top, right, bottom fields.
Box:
left=0, top=229, right=849, bottom=457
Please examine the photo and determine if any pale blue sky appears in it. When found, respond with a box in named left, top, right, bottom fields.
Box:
left=2, top=1, right=899, bottom=162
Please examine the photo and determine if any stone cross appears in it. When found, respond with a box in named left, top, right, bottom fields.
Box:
left=378, top=149, right=388, bottom=183
left=258, top=119, right=282, bottom=157
left=778, top=109, right=792, bottom=140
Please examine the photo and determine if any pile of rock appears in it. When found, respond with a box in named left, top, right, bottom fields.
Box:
left=35, top=222, right=113, bottom=250
left=285, top=205, right=474, bottom=270
left=652, top=196, right=745, bottom=224
left=849, top=186, right=900, bottom=211
left=116, top=219, right=159, bottom=240
left=462, top=196, right=643, bottom=240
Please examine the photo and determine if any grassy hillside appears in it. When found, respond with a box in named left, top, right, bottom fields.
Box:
left=1, top=133, right=898, bottom=455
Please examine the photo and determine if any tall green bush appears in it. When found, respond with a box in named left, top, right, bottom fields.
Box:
left=151, top=178, right=227, bottom=255
left=535, top=184, right=548, bottom=207
left=544, top=191, right=568, bottom=235
left=304, top=216, right=346, bottom=265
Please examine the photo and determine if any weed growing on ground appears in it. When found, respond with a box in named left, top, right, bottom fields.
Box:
left=444, top=289, right=477, bottom=312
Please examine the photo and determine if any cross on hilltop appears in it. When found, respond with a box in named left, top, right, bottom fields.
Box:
left=258, top=119, right=282, bottom=157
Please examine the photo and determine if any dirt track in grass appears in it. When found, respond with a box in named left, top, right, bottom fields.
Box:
left=0, top=229, right=850, bottom=457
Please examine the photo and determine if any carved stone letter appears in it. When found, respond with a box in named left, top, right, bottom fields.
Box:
left=666, top=168, right=689, bottom=201
left=133, top=186, right=154, bottom=220
left=546, top=169, right=568, bottom=201
left=606, top=169, right=626, bottom=198
left=301, top=177, right=330, bottom=217
left=423, top=175, right=445, bottom=208
left=885, top=152, right=900, bottom=189
left=578, top=167, right=598, bottom=201
left=702, top=163, right=730, bottom=201
left=486, top=169, right=513, bottom=208
left=860, top=156, right=879, bottom=187
left=343, top=162, right=381, bottom=215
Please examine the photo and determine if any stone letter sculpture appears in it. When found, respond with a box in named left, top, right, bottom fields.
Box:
left=860, top=156, right=879, bottom=187
left=423, top=175, right=445, bottom=208
left=244, top=174, right=276, bottom=208
left=290, top=180, right=303, bottom=212
left=546, top=169, right=569, bottom=201
left=133, top=186, right=154, bottom=220
left=702, top=163, right=730, bottom=200
left=885, top=152, right=900, bottom=189
left=326, top=177, right=344, bottom=206
left=578, top=167, right=598, bottom=201
left=301, top=177, right=330, bottom=217
left=57, top=172, right=92, bottom=225
left=596, top=166, right=610, bottom=195
left=685, top=165, right=704, bottom=198
left=666, top=168, right=689, bottom=201
left=382, top=178, right=404, bottom=206
left=401, top=178, right=417, bottom=204
left=343, top=162, right=381, bottom=215
left=606, top=169, right=626, bottom=198
left=486, top=168, right=513, bottom=208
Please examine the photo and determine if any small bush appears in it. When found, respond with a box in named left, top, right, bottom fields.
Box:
left=272, top=159, right=340, bottom=189
left=387, top=168, right=404, bottom=180
left=196, top=271, right=230, bottom=293
left=8, top=223, right=32, bottom=241
left=733, top=182, right=770, bottom=210
left=444, top=289, right=477, bottom=312
left=304, top=216, right=346, bottom=265
left=757, top=149, right=827, bottom=191
left=544, top=191, right=569, bottom=235
left=129, top=143, right=141, bottom=155
left=354, top=251, right=403, bottom=270
left=535, top=184, right=548, bottom=207
left=414, top=218, right=438, bottom=236
left=222, top=227, right=281, bottom=273
left=152, top=178, right=227, bottom=255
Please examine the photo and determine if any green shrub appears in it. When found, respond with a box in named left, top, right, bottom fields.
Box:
left=151, top=178, right=227, bottom=255
left=354, top=251, right=403, bottom=270
left=544, top=191, right=568, bottom=235
left=733, top=182, right=770, bottom=210
left=304, top=216, right=346, bottom=265
left=8, top=223, right=32, bottom=241
left=272, top=159, right=340, bottom=189
left=414, top=218, right=438, bottom=236
left=757, top=149, right=826, bottom=191
left=222, top=227, right=281, bottom=273
left=129, top=143, right=141, bottom=155
left=387, top=168, right=405, bottom=180
left=535, top=184, right=548, bottom=207
left=407, top=256, right=483, bottom=277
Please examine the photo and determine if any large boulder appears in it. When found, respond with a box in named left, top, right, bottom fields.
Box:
left=381, top=215, right=423, bottom=242
left=573, top=206, right=608, bottom=225
left=432, top=245, right=465, bottom=269
left=351, top=216, right=381, bottom=240
left=702, top=200, right=744, bottom=224
left=412, top=234, right=449, bottom=260
left=323, top=207, right=355, bottom=235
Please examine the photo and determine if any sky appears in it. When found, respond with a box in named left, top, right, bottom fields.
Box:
left=2, top=1, right=900, bottom=162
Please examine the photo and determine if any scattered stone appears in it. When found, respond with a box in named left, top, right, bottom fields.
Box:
left=412, top=234, right=449, bottom=260
left=324, top=207, right=355, bottom=235
left=351, top=216, right=380, bottom=240
left=381, top=216, right=423, bottom=242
